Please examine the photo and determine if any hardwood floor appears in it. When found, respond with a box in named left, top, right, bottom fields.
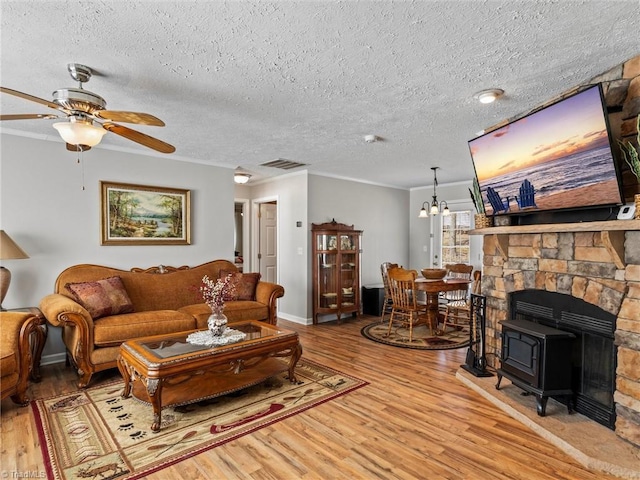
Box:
left=1, top=315, right=619, bottom=479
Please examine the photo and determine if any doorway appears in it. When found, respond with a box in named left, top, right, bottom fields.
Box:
left=234, top=199, right=250, bottom=272
left=252, top=197, right=278, bottom=283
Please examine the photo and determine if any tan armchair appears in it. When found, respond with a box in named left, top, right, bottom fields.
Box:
left=0, top=311, right=42, bottom=405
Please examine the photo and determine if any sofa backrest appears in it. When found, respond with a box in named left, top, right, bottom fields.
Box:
left=54, top=260, right=238, bottom=312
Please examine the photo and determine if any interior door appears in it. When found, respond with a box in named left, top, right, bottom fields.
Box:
left=259, top=202, right=277, bottom=283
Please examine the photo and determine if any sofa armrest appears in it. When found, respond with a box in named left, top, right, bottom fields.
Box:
left=0, top=311, right=41, bottom=404
left=0, top=312, right=37, bottom=352
left=39, top=293, right=95, bottom=331
left=39, top=294, right=98, bottom=387
left=255, top=281, right=285, bottom=324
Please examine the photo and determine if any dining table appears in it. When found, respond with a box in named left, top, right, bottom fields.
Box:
left=414, top=277, right=471, bottom=331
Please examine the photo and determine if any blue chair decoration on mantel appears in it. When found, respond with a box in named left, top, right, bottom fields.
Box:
left=486, top=187, right=510, bottom=214
left=515, top=179, right=538, bottom=209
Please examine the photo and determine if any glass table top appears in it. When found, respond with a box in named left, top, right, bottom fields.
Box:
left=138, top=321, right=287, bottom=359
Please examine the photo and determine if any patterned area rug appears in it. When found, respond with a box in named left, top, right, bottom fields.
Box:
left=361, top=320, right=470, bottom=350
left=32, top=359, right=366, bottom=480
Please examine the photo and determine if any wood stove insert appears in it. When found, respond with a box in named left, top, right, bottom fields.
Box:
left=510, top=290, right=617, bottom=429
left=496, top=319, right=576, bottom=416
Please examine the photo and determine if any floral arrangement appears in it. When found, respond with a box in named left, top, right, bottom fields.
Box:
left=201, top=274, right=236, bottom=313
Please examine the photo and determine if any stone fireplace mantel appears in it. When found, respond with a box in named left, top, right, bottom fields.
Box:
left=471, top=219, right=640, bottom=449
left=471, top=219, right=640, bottom=235
left=473, top=219, right=640, bottom=269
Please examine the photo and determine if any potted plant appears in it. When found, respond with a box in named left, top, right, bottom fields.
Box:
left=618, top=114, right=640, bottom=219
left=470, top=177, right=492, bottom=228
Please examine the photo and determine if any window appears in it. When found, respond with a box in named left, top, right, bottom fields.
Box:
left=441, top=211, right=471, bottom=264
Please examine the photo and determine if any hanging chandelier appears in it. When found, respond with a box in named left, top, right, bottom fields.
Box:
left=418, top=167, right=449, bottom=217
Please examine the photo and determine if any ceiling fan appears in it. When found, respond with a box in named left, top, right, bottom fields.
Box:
left=0, top=63, right=175, bottom=154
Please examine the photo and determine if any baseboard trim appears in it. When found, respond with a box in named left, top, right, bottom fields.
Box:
left=277, top=312, right=311, bottom=325
left=41, top=352, right=66, bottom=366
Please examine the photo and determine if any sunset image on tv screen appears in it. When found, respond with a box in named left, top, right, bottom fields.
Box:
left=468, top=85, right=622, bottom=216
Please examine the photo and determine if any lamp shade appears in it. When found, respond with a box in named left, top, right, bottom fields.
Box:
left=0, top=231, right=28, bottom=310
left=53, top=121, right=107, bottom=147
left=0, top=230, right=29, bottom=260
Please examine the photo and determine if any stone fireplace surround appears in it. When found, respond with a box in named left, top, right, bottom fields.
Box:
left=476, top=220, right=640, bottom=449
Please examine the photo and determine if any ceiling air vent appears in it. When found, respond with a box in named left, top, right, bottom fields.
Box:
left=260, top=159, right=307, bottom=170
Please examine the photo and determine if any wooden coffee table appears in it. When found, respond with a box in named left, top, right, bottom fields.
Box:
left=117, top=321, right=302, bottom=431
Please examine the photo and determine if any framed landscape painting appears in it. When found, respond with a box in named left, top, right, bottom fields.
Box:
left=101, top=181, right=191, bottom=245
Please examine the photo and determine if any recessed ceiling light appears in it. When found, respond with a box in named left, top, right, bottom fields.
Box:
left=474, top=89, right=504, bottom=104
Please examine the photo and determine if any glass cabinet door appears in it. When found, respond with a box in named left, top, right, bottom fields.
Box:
left=339, top=234, right=355, bottom=251
left=317, top=251, right=337, bottom=308
left=339, top=233, right=358, bottom=307
left=339, top=253, right=356, bottom=307
left=317, top=234, right=338, bottom=251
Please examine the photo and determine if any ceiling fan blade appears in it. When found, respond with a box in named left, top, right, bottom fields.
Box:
left=102, top=123, right=175, bottom=154
left=66, top=143, right=92, bottom=152
left=93, top=110, right=165, bottom=126
left=1, top=86, right=61, bottom=110
left=0, top=113, right=58, bottom=121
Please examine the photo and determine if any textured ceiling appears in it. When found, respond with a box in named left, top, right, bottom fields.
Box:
left=1, top=1, right=639, bottom=189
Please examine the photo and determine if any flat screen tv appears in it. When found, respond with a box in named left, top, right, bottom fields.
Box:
left=468, top=84, right=623, bottom=220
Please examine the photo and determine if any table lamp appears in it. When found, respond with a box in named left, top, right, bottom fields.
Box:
left=0, top=230, right=29, bottom=310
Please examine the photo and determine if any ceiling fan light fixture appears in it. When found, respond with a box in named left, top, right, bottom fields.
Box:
left=53, top=118, right=106, bottom=147
left=474, top=88, right=504, bottom=104
left=234, top=172, right=251, bottom=184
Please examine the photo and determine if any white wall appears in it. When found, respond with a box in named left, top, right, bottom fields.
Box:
left=1, top=134, right=235, bottom=361
left=309, top=174, right=409, bottom=322
left=238, top=172, right=410, bottom=324
left=249, top=171, right=309, bottom=323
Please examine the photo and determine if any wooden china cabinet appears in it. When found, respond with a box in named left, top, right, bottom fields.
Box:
left=312, top=220, right=362, bottom=325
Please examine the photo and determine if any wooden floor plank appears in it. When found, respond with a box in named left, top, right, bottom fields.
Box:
left=0, top=315, right=623, bottom=480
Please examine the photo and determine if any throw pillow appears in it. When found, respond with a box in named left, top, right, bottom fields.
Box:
left=219, top=270, right=261, bottom=301
left=65, top=276, right=134, bottom=319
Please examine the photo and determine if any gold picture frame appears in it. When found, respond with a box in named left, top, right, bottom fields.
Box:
left=101, top=181, right=191, bottom=245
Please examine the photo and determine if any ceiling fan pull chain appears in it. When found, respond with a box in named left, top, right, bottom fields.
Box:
left=77, top=146, right=85, bottom=190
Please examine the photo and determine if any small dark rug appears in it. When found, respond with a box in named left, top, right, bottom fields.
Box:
left=361, top=320, right=470, bottom=350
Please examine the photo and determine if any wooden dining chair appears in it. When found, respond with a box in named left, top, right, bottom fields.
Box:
left=387, top=267, right=434, bottom=341
left=380, top=262, right=399, bottom=323
left=441, top=263, right=474, bottom=302
left=441, top=270, right=482, bottom=334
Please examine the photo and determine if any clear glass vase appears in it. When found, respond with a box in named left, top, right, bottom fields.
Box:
left=207, top=310, right=228, bottom=336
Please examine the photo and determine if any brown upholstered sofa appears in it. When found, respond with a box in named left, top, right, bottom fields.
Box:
left=0, top=311, right=44, bottom=405
left=39, top=259, right=284, bottom=388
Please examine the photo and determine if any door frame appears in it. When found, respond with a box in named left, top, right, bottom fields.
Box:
left=251, top=195, right=279, bottom=283
left=234, top=198, right=251, bottom=271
